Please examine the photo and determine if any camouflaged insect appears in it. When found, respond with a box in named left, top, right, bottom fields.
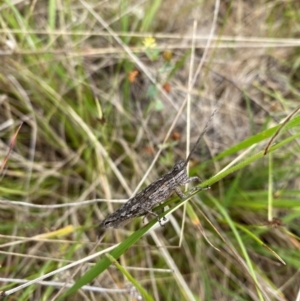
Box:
left=99, top=110, right=216, bottom=228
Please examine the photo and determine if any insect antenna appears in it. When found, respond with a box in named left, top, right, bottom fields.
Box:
left=184, top=109, right=217, bottom=167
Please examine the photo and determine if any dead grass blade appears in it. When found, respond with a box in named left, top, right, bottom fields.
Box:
left=264, top=105, right=300, bottom=155
left=0, top=122, right=23, bottom=175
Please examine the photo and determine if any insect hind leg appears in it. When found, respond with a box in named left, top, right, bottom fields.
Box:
left=185, top=176, right=202, bottom=184
left=175, top=184, right=210, bottom=199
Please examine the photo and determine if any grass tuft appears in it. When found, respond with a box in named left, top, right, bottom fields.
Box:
left=1, top=1, right=300, bottom=300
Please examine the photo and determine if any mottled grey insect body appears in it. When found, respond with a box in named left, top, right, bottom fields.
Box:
left=99, top=160, right=200, bottom=228
left=99, top=110, right=216, bottom=229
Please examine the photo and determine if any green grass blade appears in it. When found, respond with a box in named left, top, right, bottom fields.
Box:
left=58, top=220, right=158, bottom=299
left=106, top=253, right=155, bottom=301
left=214, top=115, right=300, bottom=160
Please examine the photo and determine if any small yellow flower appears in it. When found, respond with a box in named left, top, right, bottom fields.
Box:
left=143, top=36, right=157, bottom=48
